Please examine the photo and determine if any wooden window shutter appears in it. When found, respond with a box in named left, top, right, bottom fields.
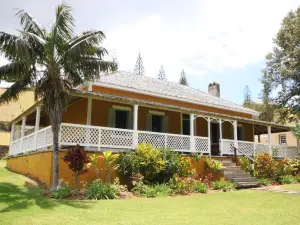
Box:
left=146, top=113, right=152, bottom=131
left=162, top=116, right=169, bottom=133
left=127, top=111, right=133, bottom=129
left=108, top=108, right=116, bottom=128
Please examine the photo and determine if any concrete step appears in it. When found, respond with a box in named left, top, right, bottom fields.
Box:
left=235, top=181, right=260, bottom=188
left=228, top=177, right=257, bottom=182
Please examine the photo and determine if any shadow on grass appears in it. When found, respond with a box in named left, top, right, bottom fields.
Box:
left=0, top=182, right=93, bottom=213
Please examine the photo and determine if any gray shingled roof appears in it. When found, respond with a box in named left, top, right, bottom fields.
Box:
left=94, top=71, right=258, bottom=116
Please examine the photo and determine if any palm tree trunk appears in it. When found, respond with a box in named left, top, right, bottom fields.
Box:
left=49, top=110, right=62, bottom=190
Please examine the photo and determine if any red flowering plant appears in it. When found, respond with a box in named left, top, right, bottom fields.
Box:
left=62, top=145, right=90, bottom=192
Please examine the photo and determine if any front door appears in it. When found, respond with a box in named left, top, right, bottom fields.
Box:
left=211, top=123, right=220, bottom=155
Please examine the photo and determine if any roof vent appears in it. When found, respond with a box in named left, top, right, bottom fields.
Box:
left=208, top=82, right=220, bottom=97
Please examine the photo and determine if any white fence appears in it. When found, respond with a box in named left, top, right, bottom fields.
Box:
left=220, top=139, right=299, bottom=158
left=8, top=123, right=299, bottom=158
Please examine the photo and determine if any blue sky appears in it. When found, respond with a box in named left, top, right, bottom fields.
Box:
left=0, top=0, right=299, bottom=104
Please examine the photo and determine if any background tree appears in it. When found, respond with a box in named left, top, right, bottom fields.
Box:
left=262, top=6, right=300, bottom=122
left=0, top=4, right=116, bottom=189
left=158, top=65, right=166, bottom=81
left=179, top=69, right=188, bottom=85
left=133, top=51, right=145, bottom=75
left=243, top=85, right=251, bottom=104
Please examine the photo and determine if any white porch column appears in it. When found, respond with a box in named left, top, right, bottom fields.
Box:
left=207, top=117, right=211, bottom=155
left=190, top=113, right=195, bottom=152
left=219, top=119, right=223, bottom=155
left=20, top=117, right=26, bottom=153
left=34, top=107, right=41, bottom=149
left=268, top=126, right=272, bottom=155
left=233, top=120, right=238, bottom=149
left=133, top=104, right=139, bottom=148
left=9, top=123, right=15, bottom=154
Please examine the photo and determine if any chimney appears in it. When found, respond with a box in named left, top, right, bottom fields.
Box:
left=208, top=82, right=220, bottom=97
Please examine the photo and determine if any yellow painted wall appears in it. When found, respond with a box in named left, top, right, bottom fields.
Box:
left=0, top=132, right=10, bottom=146
left=255, top=131, right=297, bottom=146
left=7, top=151, right=224, bottom=188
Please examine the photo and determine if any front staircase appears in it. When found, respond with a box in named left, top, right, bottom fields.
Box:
left=220, top=158, right=260, bottom=188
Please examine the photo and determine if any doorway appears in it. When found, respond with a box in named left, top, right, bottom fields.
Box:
left=211, top=122, right=220, bottom=155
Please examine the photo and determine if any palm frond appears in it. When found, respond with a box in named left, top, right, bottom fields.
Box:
left=0, top=32, right=32, bottom=60
left=16, top=9, right=45, bottom=38
left=0, top=74, right=31, bottom=104
left=0, top=61, right=29, bottom=82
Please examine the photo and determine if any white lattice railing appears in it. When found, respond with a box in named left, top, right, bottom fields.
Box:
left=220, top=139, right=299, bottom=158
left=195, top=136, right=209, bottom=153
left=60, top=123, right=134, bottom=149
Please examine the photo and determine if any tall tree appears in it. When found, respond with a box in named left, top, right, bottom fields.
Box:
left=262, top=6, right=300, bottom=122
left=157, top=65, right=166, bottom=81
left=0, top=4, right=116, bottom=189
left=243, top=85, right=251, bottom=103
left=133, top=51, right=145, bottom=75
left=179, top=69, right=188, bottom=85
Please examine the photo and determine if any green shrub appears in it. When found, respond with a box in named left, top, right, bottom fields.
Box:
left=116, top=144, right=193, bottom=184
left=238, top=156, right=252, bottom=173
left=83, top=179, right=118, bottom=200
left=194, top=182, right=208, bottom=193
left=289, top=158, right=300, bottom=175
left=169, top=175, right=196, bottom=195
left=143, top=184, right=170, bottom=198
left=204, top=157, right=224, bottom=172
left=257, top=178, right=271, bottom=186
left=294, top=175, right=300, bottom=182
left=50, top=180, right=72, bottom=199
left=254, top=153, right=277, bottom=179
left=212, top=178, right=236, bottom=192
left=279, top=175, right=296, bottom=184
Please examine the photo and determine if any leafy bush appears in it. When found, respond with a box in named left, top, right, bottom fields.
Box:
left=254, top=153, right=277, bottom=179
left=294, top=175, right=300, bottom=182
left=50, top=180, right=71, bottom=199
left=62, top=145, right=90, bottom=191
left=204, top=157, right=224, bottom=172
left=194, top=182, right=208, bottom=193
left=116, top=144, right=193, bottom=184
left=200, top=173, right=214, bottom=188
left=289, top=158, right=300, bottom=175
left=257, top=178, right=271, bottom=186
left=212, top=178, right=236, bottom=192
left=83, top=179, right=118, bottom=200
left=238, top=156, right=252, bottom=173
left=279, top=175, right=296, bottom=184
left=169, top=175, right=196, bottom=195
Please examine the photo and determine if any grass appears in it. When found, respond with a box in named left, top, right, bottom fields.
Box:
left=280, top=183, right=300, bottom=191
left=1, top=160, right=300, bottom=225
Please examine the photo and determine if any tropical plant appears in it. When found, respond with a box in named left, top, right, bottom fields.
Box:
left=0, top=4, right=117, bottom=189
left=194, top=182, right=208, bottom=194
left=62, top=145, right=90, bottom=192
left=212, top=178, right=236, bottom=192
left=257, top=178, right=272, bottom=186
left=87, top=153, right=101, bottom=179
left=83, top=179, right=118, bottom=200
left=169, top=175, right=196, bottom=195
left=179, top=157, right=194, bottom=177
left=238, top=156, right=251, bottom=174
left=279, top=175, right=296, bottom=184
left=204, top=157, right=224, bottom=172
left=294, top=175, right=300, bottom=182
left=254, top=153, right=277, bottom=179
left=193, top=152, right=203, bottom=176
left=49, top=179, right=72, bottom=199
left=100, top=151, right=119, bottom=184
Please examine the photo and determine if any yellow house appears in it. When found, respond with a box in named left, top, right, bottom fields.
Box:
left=6, top=71, right=298, bottom=186
left=0, top=88, right=34, bottom=157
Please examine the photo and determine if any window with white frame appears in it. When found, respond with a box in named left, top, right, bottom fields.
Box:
left=279, top=134, right=287, bottom=145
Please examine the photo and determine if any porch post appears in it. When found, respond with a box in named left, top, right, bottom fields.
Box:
left=268, top=126, right=272, bottom=155
left=258, top=134, right=261, bottom=143
left=219, top=119, right=223, bottom=156
left=20, top=117, right=26, bottom=153
left=190, top=113, right=195, bottom=152
left=133, top=104, right=139, bottom=148
left=9, top=123, right=15, bottom=154
left=87, top=98, right=92, bottom=125
left=207, top=117, right=211, bottom=156
left=233, top=120, right=238, bottom=149
left=34, top=107, right=41, bottom=150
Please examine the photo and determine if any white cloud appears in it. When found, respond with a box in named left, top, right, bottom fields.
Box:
left=105, top=0, right=299, bottom=82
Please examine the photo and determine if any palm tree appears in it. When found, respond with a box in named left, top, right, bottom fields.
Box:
left=0, top=4, right=116, bottom=189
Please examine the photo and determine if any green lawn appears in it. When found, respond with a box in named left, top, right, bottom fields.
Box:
left=280, top=183, right=300, bottom=191
left=1, top=160, right=300, bottom=225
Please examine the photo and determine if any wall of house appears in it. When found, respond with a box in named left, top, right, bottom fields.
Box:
left=62, top=98, right=88, bottom=125
left=255, top=131, right=297, bottom=146
left=6, top=151, right=222, bottom=188
left=240, top=122, right=254, bottom=142
left=92, top=86, right=253, bottom=119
